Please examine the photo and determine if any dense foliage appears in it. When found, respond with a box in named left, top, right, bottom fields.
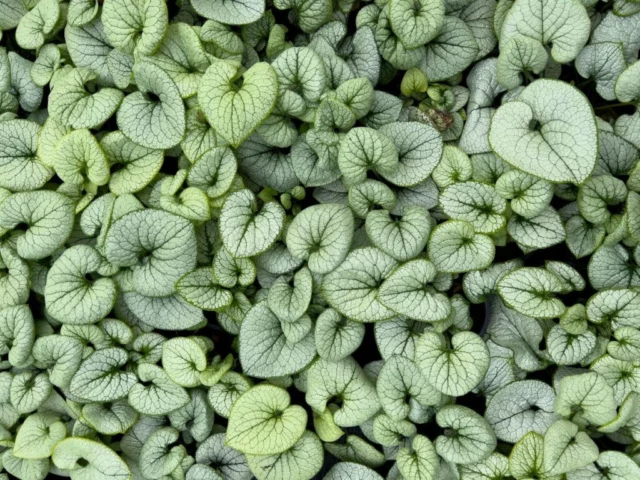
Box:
left=0, top=0, right=639, bottom=479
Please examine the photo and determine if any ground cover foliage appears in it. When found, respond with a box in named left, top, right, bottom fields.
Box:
left=0, top=0, right=639, bottom=479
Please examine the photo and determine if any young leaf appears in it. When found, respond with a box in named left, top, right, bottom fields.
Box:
left=226, top=384, right=307, bottom=455
left=199, top=61, right=278, bottom=148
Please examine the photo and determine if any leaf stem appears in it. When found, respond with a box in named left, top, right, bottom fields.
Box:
left=594, top=102, right=635, bottom=111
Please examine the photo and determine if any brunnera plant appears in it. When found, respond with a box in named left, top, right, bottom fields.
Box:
left=0, top=0, right=638, bottom=479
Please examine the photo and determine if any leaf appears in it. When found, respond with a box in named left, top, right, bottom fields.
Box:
left=69, top=347, right=137, bottom=402
left=485, top=380, right=558, bottom=443
left=427, top=220, right=495, bottom=273
left=507, top=206, right=566, bottom=252
left=578, top=175, right=627, bottom=225
left=388, top=0, right=444, bottom=49
left=105, top=209, right=196, bottom=297
left=176, top=268, right=233, bottom=311
left=542, top=420, right=599, bottom=475
left=187, top=147, right=237, bottom=199
left=365, top=206, right=432, bottom=262
left=377, top=355, right=441, bottom=421
left=0, top=304, right=33, bottom=367
left=496, top=36, right=548, bottom=90
left=435, top=405, right=497, bottom=465
left=118, top=62, right=185, bottom=149
left=396, top=434, right=438, bottom=480
left=15, top=0, right=59, bottom=50
left=497, top=267, right=565, bottom=319
left=52, top=437, right=130, bottom=480
left=13, top=412, right=66, bottom=460
left=322, top=247, right=398, bottom=323
left=499, top=0, right=590, bottom=63
left=378, top=259, right=451, bottom=323
left=286, top=203, right=354, bottom=274
left=49, top=68, right=124, bottom=129
left=508, top=432, right=547, bottom=480
left=314, top=308, right=365, bottom=362
left=416, top=331, right=489, bottom=396
left=0, top=190, right=75, bottom=260
left=226, top=384, right=307, bottom=455
left=44, top=245, right=117, bottom=325
left=440, top=181, right=506, bottom=233
left=422, top=16, right=479, bottom=82
left=239, top=303, right=315, bottom=378
left=68, top=0, right=99, bottom=27
left=0, top=119, right=52, bottom=192
left=149, top=23, right=210, bottom=99
left=272, top=47, right=327, bottom=103
left=338, top=127, right=398, bottom=185
left=554, top=372, right=616, bottom=426
left=575, top=43, right=627, bottom=102
left=192, top=0, right=265, bottom=25
left=139, top=427, right=186, bottom=480
left=268, top=267, right=313, bottom=323
left=199, top=61, right=277, bottom=148
left=588, top=245, right=640, bottom=290
left=489, top=79, right=597, bottom=184
left=220, top=189, right=285, bottom=258
left=495, top=169, right=553, bottom=219
left=378, top=121, right=443, bottom=187
left=100, top=131, right=163, bottom=195
left=246, top=430, right=323, bottom=480
left=574, top=451, right=640, bottom=480
left=102, top=0, right=168, bottom=55
left=123, top=292, right=206, bottom=330
left=306, top=357, right=380, bottom=427
left=615, top=60, right=640, bottom=103
left=162, top=337, right=207, bottom=388
left=323, top=462, right=383, bottom=480
left=128, top=363, right=190, bottom=415
left=82, top=400, right=138, bottom=436
left=549, top=318, right=594, bottom=360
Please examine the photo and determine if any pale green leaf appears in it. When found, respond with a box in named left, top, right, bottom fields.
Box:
left=489, top=79, right=597, bottom=184
left=0, top=119, right=52, bottom=192
left=52, top=437, right=130, bottom=480
left=105, top=209, right=196, bottom=297
left=227, top=384, right=307, bottom=455
left=102, top=0, right=168, bottom=55
left=428, top=220, right=495, bottom=273
left=69, top=347, right=137, bottom=402
left=497, top=267, right=565, bottom=319
left=239, top=303, right=315, bottom=378
left=286, top=203, right=354, bottom=274
left=378, top=259, right=451, bottom=323
left=44, top=245, right=116, bottom=325
left=306, top=356, right=380, bottom=427
left=485, top=380, right=558, bottom=443
left=416, top=331, right=489, bottom=396
left=542, top=420, right=599, bottom=475
left=435, top=405, right=497, bottom=465
left=14, top=412, right=66, bottom=460
left=199, top=61, right=277, bottom=148
left=322, top=247, right=398, bottom=323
